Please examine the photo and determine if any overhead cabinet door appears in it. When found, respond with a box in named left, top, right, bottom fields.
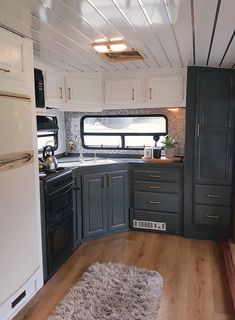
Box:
left=194, top=72, right=234, bottom=185
left=0, top=27, right=24, bottom=80
left=148, top=75, right=185, bottom=106
left=104, top=78, right=136, bottom=106
left=65, top=76, right=101, bottom=106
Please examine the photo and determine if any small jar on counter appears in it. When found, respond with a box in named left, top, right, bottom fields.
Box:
left=144, top=147, right=152, bottom=158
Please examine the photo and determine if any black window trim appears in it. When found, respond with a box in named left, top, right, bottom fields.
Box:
left=80, top=114, right=168, bottom=150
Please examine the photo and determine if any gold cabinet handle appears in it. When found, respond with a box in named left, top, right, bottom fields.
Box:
left=149, top=200, right=160, bottom=204
left=0, top=67, right=10, bottom=73
left=107, top=176, right=112, bottom=188
left=206, top=194, right=221, bottom=198
left=59, top=87, right=63, bottom=99
left=205, top=214, right=220, bottom=220
left=132, top=88, right=135, bottom=100
left=68, top=87, right=71, bottom=99
left=149, top=186, right=161, bottom=189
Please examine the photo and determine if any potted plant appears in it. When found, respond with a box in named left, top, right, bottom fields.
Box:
left=162, top=135, right=177, bottom=158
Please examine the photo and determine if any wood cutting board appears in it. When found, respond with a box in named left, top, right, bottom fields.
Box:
left=142, top=156, right=183, bottom=164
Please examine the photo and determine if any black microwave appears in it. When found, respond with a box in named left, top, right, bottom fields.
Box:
left=34, top=68, right=45, bottom=108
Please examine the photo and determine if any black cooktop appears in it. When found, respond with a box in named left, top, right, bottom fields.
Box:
left=39, top=167, right=71, bottom=181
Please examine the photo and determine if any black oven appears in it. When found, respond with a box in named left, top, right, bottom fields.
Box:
left=40, top=169, right=73, bottom=281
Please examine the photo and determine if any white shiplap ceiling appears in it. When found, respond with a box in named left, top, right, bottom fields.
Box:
left=0, top=0, right=234, bottom=72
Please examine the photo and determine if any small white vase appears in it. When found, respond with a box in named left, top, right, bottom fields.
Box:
left=164, top=147, right=175, bottom=158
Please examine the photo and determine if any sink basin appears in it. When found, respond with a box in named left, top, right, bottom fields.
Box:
left=59, top=159, right=119, bottom=168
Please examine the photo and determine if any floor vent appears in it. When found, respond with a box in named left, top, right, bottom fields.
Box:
left=133, top=219, right=166, bottom=231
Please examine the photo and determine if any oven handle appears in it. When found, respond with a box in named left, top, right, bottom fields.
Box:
left=47, top=182, right=73, bottom=198
left=47, top=212, right=73, bottom=231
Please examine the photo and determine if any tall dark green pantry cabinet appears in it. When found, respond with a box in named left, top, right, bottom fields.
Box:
left=184, top=67, right=235, bottom=240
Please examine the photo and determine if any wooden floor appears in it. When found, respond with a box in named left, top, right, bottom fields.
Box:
left=14, top=231, right=234, bottom=320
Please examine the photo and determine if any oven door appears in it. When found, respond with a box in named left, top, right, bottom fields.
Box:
left=46, top=182, right=73, bottom=224
left=47, top=215, right=73, bottom=276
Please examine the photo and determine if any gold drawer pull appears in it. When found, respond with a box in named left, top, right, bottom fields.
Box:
left=149, top=186, right=160, bottom=189
left=207, top=194, right=221, bottom=198
left=149, top=175, right=161, bottom=178
left=205, top=214, right=220, bottom=220
left=149, top=200, right=160, bottom=204
left=0, top=67, right=10, bottom=73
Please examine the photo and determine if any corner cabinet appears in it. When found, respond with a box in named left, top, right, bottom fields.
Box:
left=184, top=67, right=235, bottom=240
left=82, top=169, right=129, bottom=240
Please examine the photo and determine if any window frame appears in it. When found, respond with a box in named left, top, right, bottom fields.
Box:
left=80, top=114, right=168, bottom=150
left=37, top=131, right=58, bottom=153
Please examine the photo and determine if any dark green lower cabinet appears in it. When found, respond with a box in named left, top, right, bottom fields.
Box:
left=83, top=172, right=108, bottom=239
left=107, top=170, right=129, bottom=232
left=72, top=169, right=82, bottom=248
left=82, top=169, right=129, bottom=240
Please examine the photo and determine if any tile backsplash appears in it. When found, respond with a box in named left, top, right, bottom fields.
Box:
left=64, top=107, right=185, bottom=155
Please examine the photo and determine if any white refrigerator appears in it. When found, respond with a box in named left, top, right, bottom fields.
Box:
left=0, top=92, right=43, bottom=319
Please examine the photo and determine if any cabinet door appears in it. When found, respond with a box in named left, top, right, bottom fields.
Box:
left=65, top=76, right=101, bottom=109
left=0, top=27, right=24, bottom=80
left=44, top=69, right=64, bottom=108
left=194, top=71, right=234, bottom=185
left=104, top=78, right=136, bottom=106
left=83, top=173, right=107, bottom=239
left=107, top=170, right=129, bottom=232
left=148, top=75, right=184, bottom=106
left=72, top=170, right=82, bottom=248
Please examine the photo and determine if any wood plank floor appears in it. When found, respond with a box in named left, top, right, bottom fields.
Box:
left=14, top=231, right=234, bottom=320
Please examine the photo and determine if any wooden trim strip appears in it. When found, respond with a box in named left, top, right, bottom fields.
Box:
left=220, top=240, right=235, bottom=311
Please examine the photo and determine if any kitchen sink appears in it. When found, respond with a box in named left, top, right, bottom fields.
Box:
left=59, top=158, right=119, bottom=168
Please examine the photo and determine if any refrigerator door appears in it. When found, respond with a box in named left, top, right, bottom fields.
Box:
left=0, top=93, right=40, bottom=306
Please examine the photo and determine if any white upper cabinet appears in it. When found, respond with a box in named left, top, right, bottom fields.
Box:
left=0, top=27, right=24, bottom=80
left=104, top=78, right=136, bottom=107
left=147, top=75, right=185, bottom=107
left=0, top=27, right=35, bottom=96
left=42, top=66, right=103, bottom=111
left=44, top=69, right=65, bottom=108
left=65, top=76, right=102, bottom=110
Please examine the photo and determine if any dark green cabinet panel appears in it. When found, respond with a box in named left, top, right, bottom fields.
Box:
left=82, top=167, right=129, bottom=240
left=72, top=169, right=82, bottom=248
left=83, top=172, right=107, bottom=239
left=184, top=66, right=235, bottom=240
left=107, top=170, right=128, bottom=232
left=194, top=71, right=234, bottom=185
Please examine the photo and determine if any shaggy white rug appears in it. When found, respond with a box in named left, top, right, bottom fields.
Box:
left=48, top=262, right=163, bottom=320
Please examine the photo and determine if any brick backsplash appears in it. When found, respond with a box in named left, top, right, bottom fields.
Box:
left=64, top=107, right=185, bottom=155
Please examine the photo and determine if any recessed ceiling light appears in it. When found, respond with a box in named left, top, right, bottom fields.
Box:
left=109, top=43, right=127, bottom=52
left=93, top=45, right=110, bottom=53
left=167, top=107, right=179, bottom=112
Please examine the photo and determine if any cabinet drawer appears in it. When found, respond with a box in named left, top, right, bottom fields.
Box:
left=194, top=185, right=231, bottom=206
left=134, top=191, right=178, bottom=213
left=132, top=210, right=180, bottom=234
left=134, top=180, right=178, bottom=193
left=194, top=205, right=231, bottom=227
left=133, top=169, right=179, bottom=182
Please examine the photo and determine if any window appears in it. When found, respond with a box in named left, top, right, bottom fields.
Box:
left=36, top=115, right=58, bottom=152
left=81, top=115, right=168, bottom=150
left=37, top=130, right=58, bottom=152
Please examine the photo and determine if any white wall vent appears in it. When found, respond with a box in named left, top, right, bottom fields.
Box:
left=133, top=219, right=166, bottom=231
